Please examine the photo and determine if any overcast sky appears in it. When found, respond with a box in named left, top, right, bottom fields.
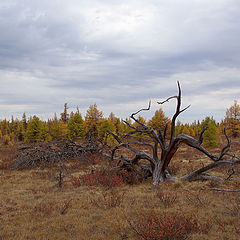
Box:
left=0, top=0, right=240, bottom=123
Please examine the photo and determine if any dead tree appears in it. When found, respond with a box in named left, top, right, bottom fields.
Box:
left=107, top=82, right=240, bottom=185
left=10, top=140, right=99, bottom=170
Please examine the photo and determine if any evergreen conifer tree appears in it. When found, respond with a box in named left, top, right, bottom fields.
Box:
left=202, top=116, right=218, bottom=147
left=25, top=116, right=42, bottom=142
left=68, top=112, right=85, bottom=140
left=148, top=109, right=170, bottom=131
left=99, top=119, right=115, bottom=144
left=85, top=103, right=103, bottom=139
left=38, top=122, right=52, bottom=142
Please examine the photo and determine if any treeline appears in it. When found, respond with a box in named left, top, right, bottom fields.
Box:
left=0, top=101, right=240, bottom=147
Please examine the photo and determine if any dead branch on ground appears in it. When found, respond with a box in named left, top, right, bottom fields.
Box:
left=10, top=140, right=99, bottom=170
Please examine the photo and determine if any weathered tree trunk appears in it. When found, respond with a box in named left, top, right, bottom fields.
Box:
left=152, top=162, right=165, bottom=185
left=107, top=82, right=240, bottom=185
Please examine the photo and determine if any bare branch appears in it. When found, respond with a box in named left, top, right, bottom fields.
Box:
left=130, top=101, right=151, bottom=129
left=107, top=129, right=122, bottom=144
left=226, top=168, right=235, bottom=180
left=210, top=188, right=240, bottom=192
left=157, top=96, right=178, bottom=105
left=218, top=129, right=231, bottom=160
left=131, top=100, right=151, bottom=117
left=162, top=133, right=218, bottom=171
left=157, top=129, right=165, bottom=148
left=126, top=141, right=155, bottom=149
left=163, top=122, right=168, bottom=141
left=157, top=81, right=184, bottom=144
left=123, top=120, right=149, bottom=133
left=181, top=159, right=240, bottom=181
left=123, top=118, right=165, bottom=151
left=179, top=104, right=191, bottom=114
left=199, top=126, right=208, bottom=144
left=122, top=134, right=154, bottom=142
left=111, top=141, right=156, bottom=165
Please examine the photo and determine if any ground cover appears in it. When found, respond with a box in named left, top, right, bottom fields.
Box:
left=1, top=144, right=240, bottom=240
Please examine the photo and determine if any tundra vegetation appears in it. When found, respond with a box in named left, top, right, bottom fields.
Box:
left=1, top=83, right=240, bottom=239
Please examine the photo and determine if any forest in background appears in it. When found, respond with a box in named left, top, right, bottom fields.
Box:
left=0, top=100, right=240, bottom=148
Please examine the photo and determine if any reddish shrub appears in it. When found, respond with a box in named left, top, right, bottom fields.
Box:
left=0, top=161, right=11, bottom=170
left=125, top=210, right=200, bottom=240
left=120, top=169, right=144, bottom=185
left=233, top=222, right=240, bottom=236
left=71, top=170, right=123, bottom=188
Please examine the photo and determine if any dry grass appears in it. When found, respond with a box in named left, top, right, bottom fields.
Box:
left=1, top=145, right=240, bottom=239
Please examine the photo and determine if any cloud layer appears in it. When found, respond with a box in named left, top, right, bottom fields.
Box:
left=0, top=0, right=240, bottom=122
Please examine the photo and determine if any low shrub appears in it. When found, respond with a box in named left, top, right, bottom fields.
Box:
left=88, top=189, right=125, bottom=209
left=71, top=170, right=123, bottom=188
left=155, top=190, right=178, bottom=207
left=125, top=210, right=203, bottom=240
left=0, top=161, right=11, bottom=170
left=120, top=169, right=145, bottom=185
left=34, top=202, right=56, bottom=216
left=34, top=199, right=72, bottom=216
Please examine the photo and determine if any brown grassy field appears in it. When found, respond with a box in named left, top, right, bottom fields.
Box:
left=1, top=143, right=240, bottom=240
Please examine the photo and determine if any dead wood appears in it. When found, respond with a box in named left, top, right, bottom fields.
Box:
left=106, top=82, right=240, bottom=185
left=10, top=140, right=99, bottom=170
left=210, top=188, right=240, bottom=192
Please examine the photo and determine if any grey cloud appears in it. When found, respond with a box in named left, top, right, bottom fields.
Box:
left=0, top=0, right=240, bottom=122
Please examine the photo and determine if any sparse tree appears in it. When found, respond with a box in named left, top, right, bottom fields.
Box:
left=85, top=103, right=103, bottom=138
left=60, top=103, right=69, bottom=123
left=22, top=112, right=27, bottom=130
left=108, top=112, right=122, bottom=134
left=108, top=112, right=116, bottom=122
left=224, top=100, right=240, bottom=137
